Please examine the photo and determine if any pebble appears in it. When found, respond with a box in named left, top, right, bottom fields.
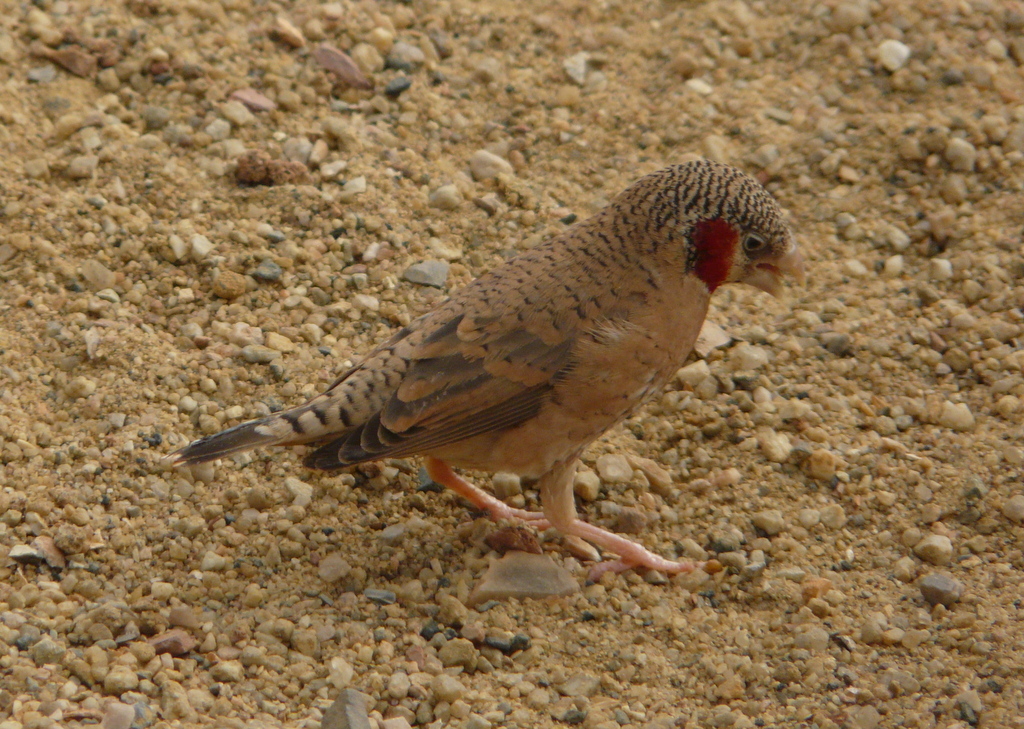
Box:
left=30, top=638, right=65, bottom=665
left=190, top=234, right=215, bottom=259
left=945, top=138, right=977, bottom=172
left=387, top=42, right=426, bottom=70
left=467, top=552, right=579, bottom=606
left=431, top=674, right=466, bottom=703
left=595, top=453, right=632, bottom=483
left=929, top=258, right=953, bottom=280
left=103, top=665, right=139, bottom=694
left=918, top=573, right=964, bottom=607
left=102, top=702, right=136, bottom=729
left=794, top=626, right=830, bottom=652
left=492, top=472, right=522, bottom=498
left=212, top=270, right=247, bottom=299
left=253, top=259, right=283, bottom=282
left=65, top=376, right=97, bottom=399
left=937, top=401, right=975, bottom=432
left=758, top=429, right=792, bottom=463
left=563, top=52, right=589, bottom=85
left=807, top=449, right=838, bottom=480
left=877, top=40, right=911, bottom=72
left=142, top=105, right=170, bottom=130
left=438, top=638, right=478, bottom=670
left=241, top=345, right=281, bottom=364
left=339, top=176, right=367, bottom=202
left=28, top=64, right=57, bottom=83
left=428, top=184, right=463, bottom=210
left=200, top=551, right=228, bottom=571
left=24, top=158, right=49, bottom=178
left=210, top=660, right=245, bottom=682
left=830, top=3, right=869, bottom=32
left=66, top=154, right=98, bottom=179
left=730, top=343, right=769, bottom=371
left=1001, top=494, right=1024, bottom=523
left=284, top=476, right=314, bottom=506
left=319, top=553, right=351, bottom=582
left=573, top=469, right=601, bottom=500
left=752, top=509, right=785, bottom=536
left=364, top=588, right=397, bottom=605
left=913, top=534, right=953, bottom=565
left=384, top=76, right=412, bottom=97
left=148, top=628, right=197, bottom=656
left=882, top=255, right=904, bottom=278
left=820, top=504, right=847, bottom=529
left=222, top=100, right=255, bottom=126
left=469, top=150, right=513, bottom=180
left=403, top=260, right=449, bottom=287
left=81, top=259, right=117, bottom=289
left=316, top=44, right=374, bottom=90
left=676, top=360, right=711, bottom=386
left=322, top=689, right=372, bottom=729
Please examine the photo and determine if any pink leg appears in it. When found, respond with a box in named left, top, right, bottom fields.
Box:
left=427, top=457, right=705, bottom=579
left=426, top=458, right=548, bottom=523
left=539, top=459, right=704, bottom=580
left=565, top=520, right=702, bottom=580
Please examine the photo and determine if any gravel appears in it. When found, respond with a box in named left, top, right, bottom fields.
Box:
left=1, top=0, right=1023, bottom=726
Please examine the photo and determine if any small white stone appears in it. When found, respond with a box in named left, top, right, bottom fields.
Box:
left=201, top=551, right=228, bottom=571
left=285, top=476, right=314, bottom=506
left=883, top=225, right=911, bottom=251
left=676, top=360, right=711, bottom=387
left=205, top=118, right=231, bottom=141
left=913, top=534, right=953, bottom=565
left=573, top=469, right=601, bottom=501
left=758, top=429, right=792, bottom=463
left=352, top=293, right=380, bottom=312
left=877, top=39, right=911, bottom=72
left=945, top=138, right=977, bottom=172
left=469, top=150, right=513, bottom=180
left=595, top=454, right=632, bottom=484
left=937, top=401, right=975, bottom=432
left=320, top=159, right=348, bottom=178
left=563, top=52, right=589, bottom=85
left=929, top=259, right=953, bottom=281
left=1002, top=494, right=1024, bottom=523
left=428, top=184, right=463, bottom=210
left=685, top=78, right=713, bottom=95
left=222, top=100, right=255, bottom=126
left=151, top=581, right=175, bottom=601
left=843, top=259, right=869, bottom=277
left=191, top=234, right=215, bottom=260
left=730, top=343, right=769, bottom=371
left=883, top=255, right=904, bottom=278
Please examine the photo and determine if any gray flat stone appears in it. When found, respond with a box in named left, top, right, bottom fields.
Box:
left=468, top=552, right=578, bottom=606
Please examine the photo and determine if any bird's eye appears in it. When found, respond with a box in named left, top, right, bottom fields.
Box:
left=743, top=235, right=767, bottom=254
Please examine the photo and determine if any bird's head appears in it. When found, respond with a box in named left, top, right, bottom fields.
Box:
left=646, top=159, right=805, bottom=297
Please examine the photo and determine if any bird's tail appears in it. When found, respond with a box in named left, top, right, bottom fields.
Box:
left=165, top=396, right=335, bottom=467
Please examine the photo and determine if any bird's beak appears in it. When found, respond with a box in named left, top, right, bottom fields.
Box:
left=743, top=246, right=806, bottom=297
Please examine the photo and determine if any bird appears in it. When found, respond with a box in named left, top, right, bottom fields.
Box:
left=168, top=159, right=804, bottom=578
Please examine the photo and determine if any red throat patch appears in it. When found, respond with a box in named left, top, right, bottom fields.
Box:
left=692, top=218, right=738, bottom=292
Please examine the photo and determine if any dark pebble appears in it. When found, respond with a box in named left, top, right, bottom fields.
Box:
left=384, top=77, right=412, bottom=98
left=253, top=259, right=283, bottom=282
left=363, top=589, right=396, bottom=605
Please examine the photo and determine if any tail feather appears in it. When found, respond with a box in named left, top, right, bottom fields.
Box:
left=166, top=418, right=286, bottom=466
left=167, top=398, right=337, bottom=466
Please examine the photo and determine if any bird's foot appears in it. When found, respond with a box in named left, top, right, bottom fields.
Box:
left=563, top=520, right=704, bottom=581
left=426, top=458, right=548, bottom=523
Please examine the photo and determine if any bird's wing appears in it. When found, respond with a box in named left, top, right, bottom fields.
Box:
left=303, top=301, right=582, bottom=469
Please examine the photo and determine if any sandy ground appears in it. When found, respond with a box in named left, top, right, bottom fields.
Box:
left=1, top=0, right=1024, bottom=727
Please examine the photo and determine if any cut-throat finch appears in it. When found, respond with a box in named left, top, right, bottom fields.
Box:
left=169, top=159, right=805, bottom=579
